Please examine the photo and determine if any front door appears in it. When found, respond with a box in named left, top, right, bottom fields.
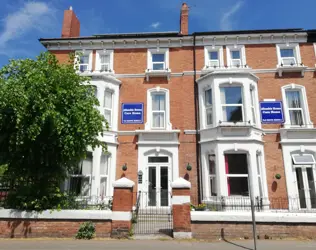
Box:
left=148, top=165, right=170, bottom=207
left=295, top=166, right=316, bottom=210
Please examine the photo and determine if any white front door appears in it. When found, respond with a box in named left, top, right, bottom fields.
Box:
left=145, top=156, right=171, bottom=207
left=295, top=166, right=316, bottom=210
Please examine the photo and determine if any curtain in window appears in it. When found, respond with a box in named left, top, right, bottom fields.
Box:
left=100, top=154, right=108, bottom=175
left=225, top=155, right=230, bottom=196
left=286, top=90, right=303, bottom=125
left=152, top=94, right=165, bottom=128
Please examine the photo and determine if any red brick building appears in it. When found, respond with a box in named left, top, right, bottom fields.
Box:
left=39, top=3, right=316, bottom=211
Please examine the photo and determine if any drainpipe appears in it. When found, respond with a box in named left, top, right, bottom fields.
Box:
left=193, top=33, right=202, bottom=204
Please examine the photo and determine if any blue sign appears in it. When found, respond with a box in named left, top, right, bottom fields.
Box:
left=122, top=103, right=144, bottom=124
left=260, top=101, right=284, bottom=124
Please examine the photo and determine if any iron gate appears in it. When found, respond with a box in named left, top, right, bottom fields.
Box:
left=132, top=191, right=173, bottom=236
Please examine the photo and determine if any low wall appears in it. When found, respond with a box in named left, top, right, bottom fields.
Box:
left=0, top=209, right=113, bottom=238
left=191, top=211, right=316, bottom=240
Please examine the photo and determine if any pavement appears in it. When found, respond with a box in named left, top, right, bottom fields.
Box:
left=0, top=239, right=316, bottom=250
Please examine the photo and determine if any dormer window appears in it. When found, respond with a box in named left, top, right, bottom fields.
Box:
left=75, top=51, right=92, bottom=72
left=220, top=86, right=243, bottom=122
left=226, top=45, right=246, bottom=68
left=96, top=50, right=114, bottom=72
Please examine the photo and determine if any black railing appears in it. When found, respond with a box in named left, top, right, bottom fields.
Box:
left=201, top=196, right=316, bottom=213
left=0, top=176, right=112, bottom=210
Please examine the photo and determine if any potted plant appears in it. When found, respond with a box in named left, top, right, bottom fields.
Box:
left=195, top=203, right=206, bottom=211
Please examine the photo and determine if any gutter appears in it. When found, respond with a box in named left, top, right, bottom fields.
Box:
left=193, top=33, right=202, bottom=203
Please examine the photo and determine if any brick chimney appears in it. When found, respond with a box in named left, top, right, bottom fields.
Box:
left=61, top=6, right=80, bottom=38
left=180, top=3, right=189, bottom=35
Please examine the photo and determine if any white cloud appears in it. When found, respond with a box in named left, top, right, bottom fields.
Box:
left=0, top=1, right=55, bottom=48
left=150, top=22, right=161, bottom=29
left=220, top=1, right=244, bottom=31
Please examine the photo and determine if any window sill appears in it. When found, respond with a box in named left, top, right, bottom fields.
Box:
left=276, top=64, right=308, bottom=77
left=201, top=65, right=251, bottom=75
left=78, top=70, right=115, bottom=76
left=145, top=69, right=171, bottom=81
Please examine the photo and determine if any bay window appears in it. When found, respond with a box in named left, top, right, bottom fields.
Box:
left=209, top=155, right=217, bottom=196
left=69, top=152, right=92, bottom=196
left=220, top=86, right=243, bottom=122
left=152, top=93, right=166, bottom=129
left=205, top=89, right=213, bottom=125
left=225, top=154, right=249, bottom=196
left=104, top=90, right=113, bottom=127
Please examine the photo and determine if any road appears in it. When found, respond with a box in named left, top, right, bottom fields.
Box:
left=0, top=239, right=315, bottom=250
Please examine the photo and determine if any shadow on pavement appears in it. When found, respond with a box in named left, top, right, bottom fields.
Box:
left=221, top=228, right=253, bottom=250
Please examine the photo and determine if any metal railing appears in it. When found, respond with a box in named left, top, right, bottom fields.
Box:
left=202, top=196, right=316, bottom=213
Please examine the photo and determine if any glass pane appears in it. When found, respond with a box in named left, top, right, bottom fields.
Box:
left=205, top=89, right=212, bottom=106
left=228, top=177, right=249, bottom=196
left=152, top=112, right=165, bottom=128
left=79, top=65, right=88, bottom=71
left=104, top=109, right=112, bottom=125
left=210, top=177, right=217, bottom=196
left=296, top=168, right=307, bottom=209
left=81, top=152, right=92, bottom=175
left=104, top=91, right=113, bottom=109
left=281, top=49, right=294, bottom=58
left=100, top=154, right=108, bottom=175
left=286, top=91, right=301, bottom=108
left=282, top=58, right=296, bottom=65
left=231, top=50, right=240, bottom=59
left=292, top=154, right=315, bottom=165
left=209, top=60, right=219, bottom=67
left=306, top=168, right=316, bottom=209
left=101, top=64, right=109, bottom=71
left=220, top=87, right=242, bottom=104
left=93, top=86, right=98, bottom=97
left=152, top=94, right=165, bottom=111
left=226, top=154, right=248, bottom=174
left=206, top=107, right=213, bottom=125
left=148, top=167, right=157, bottom=206
left=153, top=63, right=164, bottom=70
left=209, top=51, right=218, bottom=60
left=289, top=110, right=303, bottom=126
left=81, top=177, right=90, bottom=196
left=100, top=55, right=110, bottom=64
left=148, top=156, right=169, bottom=163
left=80, top=55, right=89, bottom=64
left=160, top=167, right=169, bottom=206
left=100, top=177, right=107, bottom=197
left=152, top=53, right=165, bottom=62
left=209, top=158, right=216, bottom=175
left=222, top=106, right=243, bottom=122
left=69, top=177, right=81, bottom=195
left=231, top=59, right=241, bottom=67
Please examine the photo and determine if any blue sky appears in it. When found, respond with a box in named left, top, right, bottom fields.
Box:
left=0, top=0, right=316, bottom=67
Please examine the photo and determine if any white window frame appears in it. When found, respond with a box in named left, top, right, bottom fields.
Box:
left=226, top=45, right=247, bottom=68
left=75, top=50, right=93, bottom=72
left=151, top=93, right=166, bottom=129
left=276, top=44, right=301, bottom=67
left=96, top=50, right=114, bottom=72
left=145, top=87, right=172, bottom=131
left=69, top=152, right=93, bottom=197
left=220, top=84, right=244, bottom=123
left=103, top=89, right=113, bottom=128
left=204, top=46, right=224, bottom=69
left=147, top=48, right=169, bottom=71
left=281, top=84, right=313, bottom=128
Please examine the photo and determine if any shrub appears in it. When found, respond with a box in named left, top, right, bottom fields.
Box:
left=75, top=221, right=95, bottom=240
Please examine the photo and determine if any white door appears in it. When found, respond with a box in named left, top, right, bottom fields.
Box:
left=145, top=156, right=171, bottom=207
left=295, top=166, right=316, bottom=210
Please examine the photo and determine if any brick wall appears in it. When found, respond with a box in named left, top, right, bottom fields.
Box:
left=192, top=222, right=316, bottom=240
left=0, top=219, right=111, bottom=238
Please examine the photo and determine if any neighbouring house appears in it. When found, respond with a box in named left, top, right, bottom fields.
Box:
left=39, top=3, right=316, bottom=213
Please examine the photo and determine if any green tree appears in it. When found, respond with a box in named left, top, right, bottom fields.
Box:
left=0, top=52, right=106, bottom=210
